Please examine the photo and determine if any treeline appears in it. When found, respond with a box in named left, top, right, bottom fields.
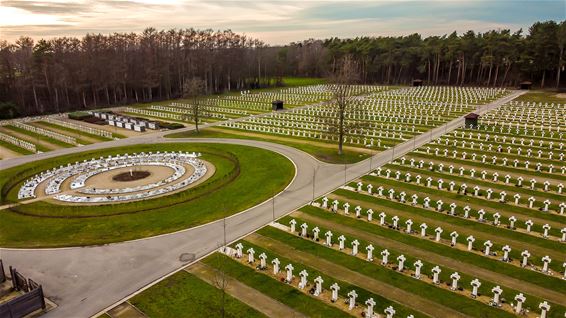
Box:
left=284, top=20, right=566, bottom=89
left=0, top=20, right=564, bottom=117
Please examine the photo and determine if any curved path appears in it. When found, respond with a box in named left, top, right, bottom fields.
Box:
left=0, top=91, right=524, bottom=318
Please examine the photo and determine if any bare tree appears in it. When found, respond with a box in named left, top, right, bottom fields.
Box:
left=326, top=55, right=363, bottom=155
left=182, top=77, right=208, bottom=133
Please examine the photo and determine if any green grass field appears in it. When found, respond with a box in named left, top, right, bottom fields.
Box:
left=514, top=90, right=566, bottom=104
left=131, top=271, right=265, bottom=318
left=0, top=143, right=294, bottom=247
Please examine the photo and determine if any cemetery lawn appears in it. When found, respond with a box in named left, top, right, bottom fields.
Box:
left=514, top=90, right=566, bottom=104
left=281, top=77, right=327, bottom=86
left=203, top=253, right=356, bottom=318
left=130, top=270, right=266, bottom=318
left=167, top=128, right=371, bottom=164
left=0, top=143, right=294, bottom=247
left=3, top=124, right=75, bottom=149
left=0, top=140, right=34, bottom=155
left=37, top=121, right=114, bottom=142
left=255, top=226, right=516, bottom=318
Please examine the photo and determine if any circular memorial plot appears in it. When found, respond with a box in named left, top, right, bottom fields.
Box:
left=18, top=151, right=212, bottom=204
left=0, top=143, right=295, bottom=247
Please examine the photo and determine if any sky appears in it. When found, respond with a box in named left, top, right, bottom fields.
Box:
left=0, top=0, right=564, bottom=45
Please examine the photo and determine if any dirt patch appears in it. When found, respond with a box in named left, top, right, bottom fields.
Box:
left=554, top=93, right=566, bottom=99
left=112, top=170, right=151, bottom=182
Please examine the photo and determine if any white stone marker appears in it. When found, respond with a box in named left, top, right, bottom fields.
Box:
left=420, top=223, right=428, bottom=237
left=365, top=298, right=376, bottom=318
left=484, top=240, right=493, bottom=256
left=259, top=252, right=267, bottom=269
left=384, top=306, right=396, bottom=318
left=366, top=244, right=375, bottom=261
left=235, top=243, right=244, bottom=258
left=247, top=248, right=255, bottom=263
left=514, top=293, right=526, bottom=313
left=561, top=227, right=566, bottom=242
left=285, top=264, right=294, bottom=283
left=521, top=250, right=530, bottom=267
left=397, top=254, right=406, bottom=271
left=414, top=260, right=423, bottom=279
left=542, top=224, right=551, bottom=238
left=405, top=219, right=413, bottom=233
left=381, top=249, right=390, bottom=265
left=563, top=262, right=566, bottom=279
left=300, top=223, right=308, bottom=237
left=539, top=301, right=551, bottom=318
left=431, top=266, right=441, bottom=284
left=501, top=245, right=511, bottom=262
left=357, top=182, right=363, bottom=192
left=322, top=197, right=328, bottom=208
left=450, top=231, right=459, bottom=246
left=344, top=202, right=350, bottom=214
left=338, top=235, right=346, bottom=250
left=467, top=235, right=475, bottom=251
left=351, top=239, right=360, bottom=256
left=528, top=196, right=536, bottom=208
left=330, top=283, right=340, bottom=302
left=392, top=215, right=399, bottom=229
left=354, top=205, right=362, bottom=217
left=298, top=269, right=308, bottom=289
left=491, top=285, right=503, bottom=306
left=525, top=219, right=534, bottom=232
left=379, top=212, right=387, bottom=225
left=435, top=227, right=443, bottom=242
left=450, top=272, right=460, bottom=290
left=471, top=279, right=481, bottom=298
left=314, top=276, right=323, bottom=296
left=367, top=184, right=373, bottom=194
left=272, top=258, right=280, bottom=274
left=542, top=255, right=551, bottom=273
left=449, top=203, right=457, bottom=215
left=332, top=200, right=339, bottom=212
left=289, top=219, right=296, bottom=233
left=325, top=230, right=333, bottom=246
left=411, top=194, right=418, bottom=205
left=514, top=193, right=521, bottom=204
left=367, top=209, right=374, bottom=221
left=312, top=227, right=320, bottom=241
left=508, top=216, right=516, bottom=229
left=348, top=290, right=358, bottom=310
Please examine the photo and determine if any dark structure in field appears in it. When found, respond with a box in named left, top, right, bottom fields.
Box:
left=272, top=100, right=284, bottom=111
left=412, top=79, right=423, bottom=87
left=465, top=113, right=480, bottom=128
left=520, top=81, right=533, bottom=90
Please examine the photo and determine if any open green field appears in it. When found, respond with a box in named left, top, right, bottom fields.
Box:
left=0, top=143, right=294, bottom=247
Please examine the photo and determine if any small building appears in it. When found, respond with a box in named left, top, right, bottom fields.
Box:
left=519, top=81, right=532, bottom=90
left=272, top=100, right=284, bottom=111
left=412, top=79, right=423, bottom=87
left=464, top=113, right=480, bottom=129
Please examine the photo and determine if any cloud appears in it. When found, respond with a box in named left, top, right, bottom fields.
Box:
left=0, top=0, right=562, bottom=44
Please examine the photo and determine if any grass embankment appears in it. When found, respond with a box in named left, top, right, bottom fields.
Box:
left=0, top=143, right=294, bottom=247
left=131, top=270, right=265, bottom=318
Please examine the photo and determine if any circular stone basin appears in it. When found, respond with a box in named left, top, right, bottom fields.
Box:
left=112, top=171, right=151, bottom=182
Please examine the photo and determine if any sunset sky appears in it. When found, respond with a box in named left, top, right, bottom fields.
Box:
left=1, top=0, right=564, bottom=44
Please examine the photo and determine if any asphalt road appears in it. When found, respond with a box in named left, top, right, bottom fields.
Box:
left=0, top=91, right=524, bottom=318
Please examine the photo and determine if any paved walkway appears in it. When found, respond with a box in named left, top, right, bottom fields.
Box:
left=0, top=91, right=524, bottom=318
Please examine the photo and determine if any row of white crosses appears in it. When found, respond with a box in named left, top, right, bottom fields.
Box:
left=379, top=86, right=507, bottom=104
left=350, top=182, right=566, bottom=241
left=419, top=143, right=563, bottom=175
left=374, top=166, right=564, bottom=214
left=288, top=220, right=558, bottom=317
left=0, top=131, right=37, bottom=153
left=170, top=102, right=249, bottom=115
left=45, top=117, right=113, bottom=138
left=231, top=242, right=402, bottom=318
left=395, top=155, right=565, bottom=194
left=319, top=198, right=565, bottom=277
left=125, top=107, right=184, bottom=121
left=11, top=121, right=79, bottom=145
left=149, top=105, right=227, bottom=120
left=448, top=127, right=563, bottom=150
